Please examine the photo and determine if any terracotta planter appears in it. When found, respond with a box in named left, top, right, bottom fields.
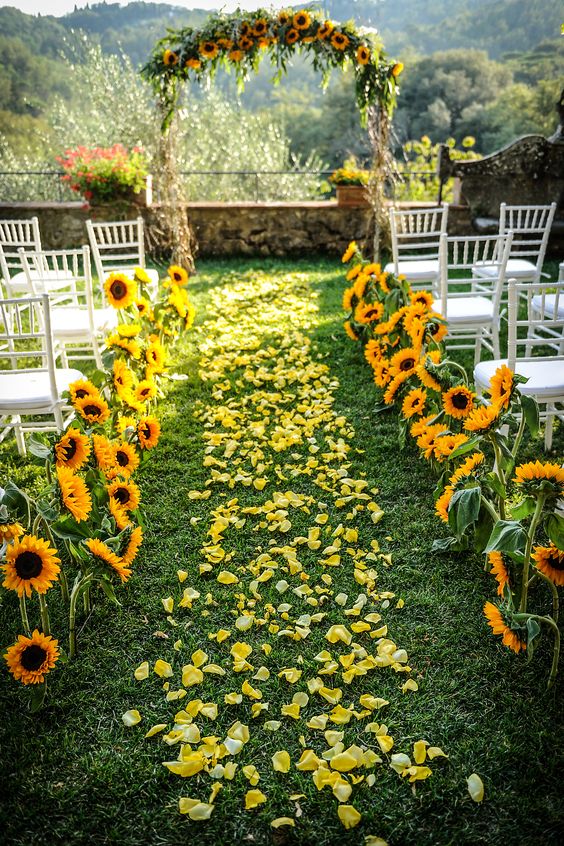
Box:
left=336, top=184, right=369, bottom=207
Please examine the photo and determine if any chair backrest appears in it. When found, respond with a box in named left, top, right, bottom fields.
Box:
left=507, top=276, right=564, bottom=369
left=0, top=217, right=42, bottom=291
left=86, top=217, right=145, bottom=290
left=439, top=233, right=513, bottom=314
left=499, top=203, right=557, bottom=277
left=19, top=247, right=95, bottom=331
left=390, top=204, right=449, bottom=269
left=0, top=294, right=58, bottom=400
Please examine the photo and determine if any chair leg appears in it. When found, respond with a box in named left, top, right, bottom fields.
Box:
left=544, top=405, right=554, bottom=451
left=474, top=335, right=482, bottom=366
left=93, top=336, right=103, bottom=369
left=54, top=404, right=64, bottom=432
left=14, top=416, right=26, bottom=456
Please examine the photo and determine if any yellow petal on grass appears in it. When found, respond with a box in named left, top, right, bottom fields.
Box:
left=121, top=709, right=142, bottom=726
left=427, top=746, right=449, bottom=760
left=182, top=665, right=204, bottom=687
left=337, top=805, right=361, bottom=829
left=467, top=773, right=484, bottom=803
left=245, top=789, right=267, bottom=810
left=243, top=765, right=260, bottom=785
left=413, top=740, right=428, bottom=764
left=178, top=797, right=215, bottom=820
left=401, top=679, right=418, bottom=693
left=217, top=570, right=239, bottom=585
left=365, top=838, right=389, bottom=846
left=271, top=818, right=295, bottom=828
left=153, top=659, right=173, bottom=678
left=272, top=751, right=291, bottom=773
left=134, top=661, right=149, bottom=680
left=161, top=596, right=174, bottom=613
left=144, top=723, right=167, bottom=738
left=402, top=765, right=433, bottom=783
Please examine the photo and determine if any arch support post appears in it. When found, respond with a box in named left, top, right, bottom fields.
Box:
left=367, top=104, right=393, bottom=264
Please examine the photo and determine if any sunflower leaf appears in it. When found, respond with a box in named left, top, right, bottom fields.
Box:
left=485, top=520, right=527, bottom=554
left=28, top=435, right=52, bottom=460
left=448, top=485, right=481, bottom=540
left=545, top=513, right=564, bottom=550
left=520, top=394, right=539, bottom=437
left=485, top=472, right=506, bottom=499
left=510, top=497, right=536, bottom=521
left=98, top=578, right=122, bottom=606
left=431, top=535, right=468, bottom=552
left=448, top=435, right=482, bottom=461
left=29, top=682, right=47, bottom=713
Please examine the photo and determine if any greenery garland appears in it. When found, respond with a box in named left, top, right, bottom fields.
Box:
left=142, top=6, right=403, bottom=128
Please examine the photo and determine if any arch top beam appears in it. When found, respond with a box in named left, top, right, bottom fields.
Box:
left=142, top=6, right=402, bottom=129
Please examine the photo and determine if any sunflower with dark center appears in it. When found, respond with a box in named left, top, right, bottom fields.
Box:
left=137, top=416, right=161, bottom=450
left=331, top=31, right=349, bottom=50
left=390, top=346, right=420, bottom=376
left=85, top=538, right=132, bottom=583
left=278, top=11, right=290, bottom=25
left=113, top=359, right=136, bottom=394
left=317, top=20, right=334, bottom=40
left=442, top=385, right=475, bottom=419
left=354, top=301, right=384, bottom=324
left=55, top=427, right=91, bottom=470
left=107, top=479, right=141, bottom=512
left=3, top=534, right=61, bottom=598
left=483, top=601, right=527, bottom=654
left=253, top=19, right=268, bottom=36
left=5, top=629, right=60, bottom=685
left=135, top=379, right=157, bottom=403
left=104, top=272, right=136, bottom=310
left=110, top=442, right=140, bottom=479
left=163, top=49, right=178, bottom=66
left=75, top=395, right=111, bottom=425
left=293, top=11, right=311, bottom=29
left=57, top=465, right=92, bottom=522
left=68, top=378, right=99, bottom=405
left=199, top=40, right=219, bottom=59
left=168, top=264, right=189, bottom=286
left=285, top=28, right=299, bottom=44
left=532, top=544, right=564, bottom=586
left=425, top=319, right=448, bottom=343
left=239, top=35, right=254, bottom=50
left=401, top=387, right=427, bottom=419
left=356, top=45, right=370, bottom=65
left=489, top=363, right=515, bottom=409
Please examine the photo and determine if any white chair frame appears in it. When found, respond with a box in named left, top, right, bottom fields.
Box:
left=437, top=233, right=513, bottom=364
left=86, top=216, right=158, bottom=299
left=0, top=294, right=84, bottom=455
left=474, top=277, right=564, bottom=450
left=0, top=217, right=43, bottom=297
left=385, top=204, right=449, bottom=291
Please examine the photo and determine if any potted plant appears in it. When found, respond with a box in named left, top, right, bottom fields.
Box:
left=329, top=158, right=370, bottom=206
left=57, top=144, right=152, bottom=206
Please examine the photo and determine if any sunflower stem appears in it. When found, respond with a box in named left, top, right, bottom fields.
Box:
left=514, top=612, right=561, bottom=688
left=519, top=494, right=546, bottom=614
left=534, top=569, right=560, bottom=624
left=480, top=495, right=500, bottom=525
left=38, top=593, right=50, bottom=635
left=45, top=460, right=52, bottom=486
left=58, top=567, right=70, bottom=604
left=69, top=574, right=93, bottom=659
left=19, top=594, right=31, bottom=636
left=490, top=435, right=506, bottom=520
left=32, top=514, right=42, bottom=536
left=509, top=411, right=526, bottom=469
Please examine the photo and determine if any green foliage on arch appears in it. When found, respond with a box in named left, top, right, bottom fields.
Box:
left=142, top=6, right=402, bottom=129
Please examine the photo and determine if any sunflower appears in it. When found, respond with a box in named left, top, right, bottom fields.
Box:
left=186, top=58, right=202, bottom=70
left=117, top=323, right=141, bottom=339
left=424, top=316, right=449, bottom=344
left=92, top=434, right=115, bottom=473
left=402, top=387, right=427, bottom=419
left=122, top=525, right=143, bottom=566
left=356, top=44, right=371, bottom=64
left=415, top=357, right=442, bottom=392
left=433, top=433, right=469, bottom=462
left=442, top=385, right=475, bottom=419
left=85, top=538, right=131, bottom=583
left=55, top=427, right=91, bottom=470
left=355, top=302, right=384, bottom=324
left=106, top=335, right=142, bottom=359
left=228, top=49, right=244, bottom=62
left=239, top=35, right=254, bottom=50
left=346, top=263, right=362, bottom=282
left=364, top=262, right=381, bottom=276
left=113, top=359, right=136, bottom=395
left=134, top=379, right=157, bottom=404
left=514, top=461, right=564, bottom=493
left=145, top=341, right=166, bottom=372
left=104, top=272, right=136, bottom=310
left=0, top=522, right=24, bottom=542
left=116, top=416, right=137, bottom=436
left=409, top=290, right=433, bottom=309
left=410, top=414, right=434, bottom=438
left=109, top=497, right=131, bottom=531
left=278, top=10, right=290, bottom=25
left=417, top=424, right=450, bottom=459
left=341, top=241, right=357, bottom=263
left=4, top=629, right=59, bottom=685
left=383, top=372, right=409, bottom=405
left=69, top=378, right=99, bottom=405
left=392, top=62, right=404, bottom=78
left=403, top=302, right=428, bottom=334
left=464, top=402, right=501, bottom=433
left=163, top=49, right=178, bottom=66
left=532, top=544, right=564, bottom=586
left=137, top=416, right=161, bottom=450
left=435, top=485, right=454, bottom=523
left=111, top=442, right=140, bottom=479
left=331, top=31, right=349, bottom=50
left=483, top=601, right=526, bottom=654
left=120, top=389, right=145, bottom=414
left=107, top=479, right=141, bottom=512
left=253, top=19, right=268, bottom=36
left=199, top=41, right=219, bottom=59
left=342, top=287, right=354, bottom=311
left=185, top=302, right=196, bottom=330
left=372, top=358, right=392, bottom=388
left=489, top=364, right=515, bottom=409
left=293, top=11, right=311, bottom=29
left=390, top=346, right=420, bottom=376
left=343, top=321, right=358, bottom=341
left=450, top=452, right=485, bottom=486
left=167, top=264, right=189, bottom=286
left=2, top=535, right=61, bottom=598
left=378, top=272, right=391, bottom=294
left=134, top=297, right=152, bottom=319
left=317, top=20, right=334, bottom=40
left=57, top=465, right=92, bottom=522
left=364, top=339, right=383, bottom=367
left=75, top=395, right=110, bottom=426
left=353, top=274, right=368, bottom=300
left=488, top=552, right=511, bottom=596
left=217, top=37, right=234, bottom=49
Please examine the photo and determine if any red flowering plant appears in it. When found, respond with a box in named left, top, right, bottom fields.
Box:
left=57, top=144, right=148, bottom=203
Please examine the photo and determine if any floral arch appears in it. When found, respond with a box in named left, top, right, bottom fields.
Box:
left=142, top=7, right=402, bottom=269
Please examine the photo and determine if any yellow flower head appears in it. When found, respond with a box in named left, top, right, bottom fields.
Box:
left=489, top=364, right=515, bottom=409
left=55, top=427, right=91, bottom=470
left=341, top=241, right=357, bottom=263
left=357, top=44, right=371, bottom=65
left=354, top=301, right=384, bottom=324
left=442, top=385, right=475, bottom=419
left=168, top=265, right=189, bottom=286
left=3, top=535, right=61, bottom=598
left=4, top=629, right=59, bottom=685
left=532, top=544, right=564, bottom=586
left=484, top=601, right=526, bottom=654
left=74, top=395, right=111, bottom=426
left=402, top=387, right=427, bottom=419
left=104, top=273, right=137, bottom=310
left=343, top=320, right=358, bottom=341
left=464, top=402, right=501, bottom=433
left=57, top=465, right=92, bottom=522
left=293, top=11, right=311, bottom=29
left=331, top=31, right=349, bottom=50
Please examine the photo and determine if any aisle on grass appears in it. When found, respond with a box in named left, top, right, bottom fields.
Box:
left=125, top=269, right=450, bottom=832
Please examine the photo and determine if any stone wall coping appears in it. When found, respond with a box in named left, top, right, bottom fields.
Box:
left=0, top=199, right=447, bottom=212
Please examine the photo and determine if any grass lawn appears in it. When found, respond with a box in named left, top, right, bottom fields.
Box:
left=0, top=256, right=563, bottom=846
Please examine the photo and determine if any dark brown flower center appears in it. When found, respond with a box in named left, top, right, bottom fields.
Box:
left=84, top=404, right=101, bottom=417
left=548, top=552, right=564, bottom=571
left=75, top=388, right=89, bottom=398
left=452, top=392, right=470, bottom=410
left=114, top=487, right=130, bottom=504
left=116, top=450, right=129, bottom=467
left=110, top=281, right=127, bottom=300
left=400, top=358, right=415, bottom=371
left=140, top=424, right=151, bottom=439
left=64, top=438, right=78, bottom=460
left=15, top=551, right=43, bottom=580
left=365, top=309, right=379, bottom=320
left=20, top=644, right=47, bottom=671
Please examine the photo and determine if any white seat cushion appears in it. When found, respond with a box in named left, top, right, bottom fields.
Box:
left=474, top=259, right=536, bottom=279
left=50, top=307, right=116, bottom=337
left=384, top=259, right=438, bottom=281
left=531, top=294, right=564, bottom=320
left=435, top=296, right=494, bottom=323
left=5, top=270, right=79, bottom=295
left=475, top=358, right=564, bottom=399
left=0, top=368, right=83, bottom=410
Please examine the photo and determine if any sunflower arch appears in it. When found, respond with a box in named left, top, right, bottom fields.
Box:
left=142, top=6, right=402, bottom=269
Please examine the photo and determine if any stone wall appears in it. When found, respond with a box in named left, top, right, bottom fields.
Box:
left=0, top=200, right=475, bottom=259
